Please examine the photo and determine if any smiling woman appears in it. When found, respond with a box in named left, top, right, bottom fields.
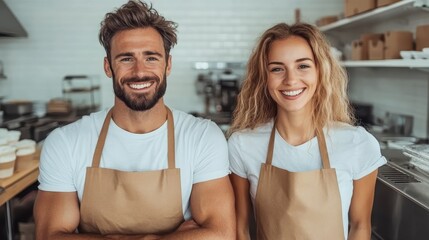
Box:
left=227, top=22, right=386, bottom=240
left=267, top=36, right=318, bottom=119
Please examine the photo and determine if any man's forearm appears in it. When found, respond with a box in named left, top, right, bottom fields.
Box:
left=38, top=232, right=151, bottom=240
left=39, top=227, right=232, bottom=240
left=149, top=227, right=233, bottom=240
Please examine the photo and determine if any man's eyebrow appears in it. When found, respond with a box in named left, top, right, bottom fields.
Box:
left=114, top=51, right=164, bottom=60
left=143, top=50, right=163, bottom=58
left=114, top=52, right=134, bottom=60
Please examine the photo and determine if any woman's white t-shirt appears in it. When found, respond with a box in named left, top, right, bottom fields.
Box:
left=228, top=121, right=386, bottom=238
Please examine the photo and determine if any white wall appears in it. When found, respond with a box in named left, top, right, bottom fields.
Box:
left=0, top=0, right=343, bottom=113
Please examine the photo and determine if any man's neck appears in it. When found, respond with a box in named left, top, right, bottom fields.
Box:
left=111, top=100, right=168, bottom=134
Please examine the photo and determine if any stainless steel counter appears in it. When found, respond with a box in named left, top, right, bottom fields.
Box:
left=372, top=149, right=429, bottom=240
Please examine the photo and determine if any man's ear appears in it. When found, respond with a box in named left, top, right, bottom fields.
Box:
left=166, top=55, right=172, bottom=77
left=104, top=57, right=112, bottom=78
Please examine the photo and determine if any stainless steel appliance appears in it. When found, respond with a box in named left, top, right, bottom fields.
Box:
left=0, top=115, right=59, bottom=142
left=0, top=0, right=27, bottom=37
left=1, top=101, right=33, bottom=116
left=372, top=149, right=429, bottom=240
left=62, top=75, right=100, bottom=116
left=194, top=66, right=242, bottom=125
left=216, top=74, right=239, bottom=113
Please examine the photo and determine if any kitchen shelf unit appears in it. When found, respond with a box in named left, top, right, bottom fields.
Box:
left=317, top=0, right=429, bottom=139
left=320, top=0, right=426, bottom=33
left=319, top=0, right=429, bottom=71
left=342, top=59, right=429, bottom=71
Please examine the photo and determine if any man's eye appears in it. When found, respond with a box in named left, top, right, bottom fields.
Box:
left=147, top=57, right=159, bottom=62
left=120, top=57, right=132, bottom=62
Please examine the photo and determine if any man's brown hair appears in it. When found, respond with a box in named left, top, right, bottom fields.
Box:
left=99, top=0, right=178, bottom=62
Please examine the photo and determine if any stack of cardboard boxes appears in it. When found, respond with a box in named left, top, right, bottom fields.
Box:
left=344, top=0, right=400, bottom=18
left=351, top=25, right=429, bottom=61
left=316, top=0, right=402, bottom=29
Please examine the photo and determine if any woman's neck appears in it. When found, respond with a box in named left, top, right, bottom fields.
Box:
left=275, top=110, right=316, bottom=146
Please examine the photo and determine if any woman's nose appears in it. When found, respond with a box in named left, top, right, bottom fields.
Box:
left=282, top=69, right=298, bottom=85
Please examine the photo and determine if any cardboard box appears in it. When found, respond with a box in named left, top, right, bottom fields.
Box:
left=384, top=31, right=413, bottom=59
left=369, top=39, right=384, bottom=60
left=377, top=0, right=400, bottom=7
left=416, top=25, right=429, bottom=51
left=345, top=0, right=376, bottom=17
left=352, top=40, right=364, bottom=60
left=351, top=33, right=384, bottom=60
left=316, top=15, right=338, bottom=27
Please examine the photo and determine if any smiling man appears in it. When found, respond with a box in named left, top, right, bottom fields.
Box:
left=33, top=1, right=235, bottom=239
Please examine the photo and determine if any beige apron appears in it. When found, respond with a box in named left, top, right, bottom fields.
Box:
left=254, top=125, right=344, bottom=240
left=79, top=107, right=184, bottom=235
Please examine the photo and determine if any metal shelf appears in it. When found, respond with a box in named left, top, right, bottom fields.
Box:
left=320, top=0, right=419, bottom=32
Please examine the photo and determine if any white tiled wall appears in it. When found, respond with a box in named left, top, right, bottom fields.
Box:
left=2, top=0, right=427, bottom=138
left=348, top=68, right=429, bottom=138
left=0, top=0, right=342, bottom=113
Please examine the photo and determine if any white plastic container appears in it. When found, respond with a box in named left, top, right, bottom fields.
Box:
left=0, top=145, right=16, bottom=178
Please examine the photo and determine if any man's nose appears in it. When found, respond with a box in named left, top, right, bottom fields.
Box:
left=133, top=59, right=147, bottom=78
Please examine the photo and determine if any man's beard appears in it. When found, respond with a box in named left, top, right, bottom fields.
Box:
left=112, top=71, right=167, bottom=111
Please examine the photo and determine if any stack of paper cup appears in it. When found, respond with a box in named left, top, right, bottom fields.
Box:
left=13, top=139, right=36, bottom=172
left=0, top=137, right=7, bottom=147
left=0, top=128, right=7, bottom=136
left=7, top=130, right=21, bottom=144
left=0, top=128, right=8, bottom=146
left=0, top=146, right=16, bottom=178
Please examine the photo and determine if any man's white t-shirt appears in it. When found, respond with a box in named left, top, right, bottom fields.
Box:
left=228, top=121, right=386, bottom=238
left=38, top=108, right=230, bottom=220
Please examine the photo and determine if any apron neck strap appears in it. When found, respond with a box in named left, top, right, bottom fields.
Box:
left=316, top=128, right=330, bottom=169
left=166, top=107, right=175, bottom=169
left=266, top=124, right=331, bottom=169
left=265, top=124, right=276, bottom=165
left=91, top=107, right=176, bottom=169
left=92, top=109, right=112, bottom=168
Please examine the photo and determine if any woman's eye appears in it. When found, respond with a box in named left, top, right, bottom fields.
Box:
left=298, top=64, right=310, bottom=69
left=270, top=67, right=283, bottom=72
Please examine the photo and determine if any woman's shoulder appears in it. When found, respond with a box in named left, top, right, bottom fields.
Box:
left=327, top=122, right=379, bottom=148
left=229, top=121, right=273, bottom=141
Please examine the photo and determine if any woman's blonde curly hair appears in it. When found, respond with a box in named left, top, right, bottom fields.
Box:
left=228, top=22, right=354, bottom=136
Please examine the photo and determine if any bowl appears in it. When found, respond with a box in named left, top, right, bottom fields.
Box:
left=413, top=51, right=429, bottom=59
left=400, top=51, right=415, bottom=59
